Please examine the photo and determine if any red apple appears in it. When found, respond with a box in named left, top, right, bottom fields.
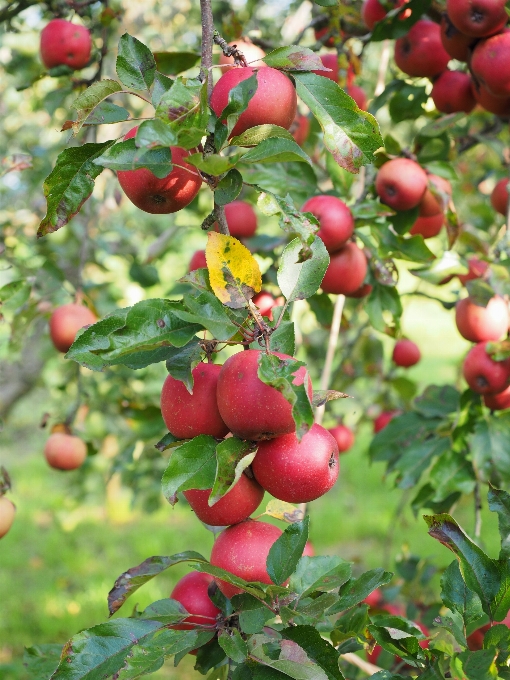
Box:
left=347, top=84, right=368, bottom=110
left=0, top=497, right=16, bottom=539
left=472, top=31, right=510, bottom=97
left=348, top=283, right=373, bottom=298
left=364, top=588, right=383, bottom=608
left=446, top=0, right=507, bottom=37
left=160, top=362, right=229, bottom=439
left=253, top=291, right=278, bottom=320
left=467, top=623, right=491, bottom=651
left=409, top=213, right=444, bottom=239
left=210, top=519, right=283, bottom=598
left=303, top=541, right=315, bottom=556
left=290, top=114, right=310, bottom=146
left=219, top=39, right=265, bottom=67
left=367, top=645, right=382, bottom=665
left=312, top=53, right=339, bottom=82
left=314, top=26, right=337, bottom=47
left=463, top=341, right=510, bottom=394
left=49, top=303, right=96, bottom=353
left=301, top=195, right=354, bottom=253
left=419, top=175, right=451, bottom=216
left=491, top=178, right=510, bottom=215
left=321, top=242, right=368, bottom=295
left=210, top=67, right=297, bottom=137
left=374, top=410, right=400, bottom=433
left=484, top=385, right=510, bottom=410
left=40, top=19, right=91, bottom=70
left=394, top=20, right=450, bottom=78
left=170, top=572, right=221, bottom=629
left=362, top=0, right=404, bottom=30
left=431, top=71, right=476, bottom=114
left=44, top=433, right=87, bottom=471
left=251, top=424, right=339, bottom=503
left=215, top=200, right=257, bottom=239
left=328, top=424, right=355, bottom=453
left=188, top=250, right=207, bottom=272
left=392, top=339, right=421, bottom=367
left=375, top=158, right=428, bottom=211
left=440, top=14, right=476, bottom=61
left=473, top=83, right=510, bottom=115
left=455, top=296, right=509, bottom=343
left=117, top=127, right=202, bottom=214
left=458, top=257, right=489, bottom=285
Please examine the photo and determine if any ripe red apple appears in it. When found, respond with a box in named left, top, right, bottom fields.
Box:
left=312, top=53, right=339, bottom=82
left=473, top=83, right=510, bottom=115
left=366, top=645, right=382, bottom=665
left=362, top=0, right=404, bottom=30
left=303, top=541, right=315, bottom=556
left=348, top=283, right=373, bottom=298
left=321, top=242, right=368, bottom=295
left=290, top=114, right=310, bottom=146
left=210, top=67, right=297, bottom=137
left=419, top=175, right=452, bottom=216
left=431, top=71, right=476, bottom=114
left=394, top=20, right=450, bottom=78
left=253, top=291, right=278, bottom=320
left=161, top=362, right=229, bottom=439
left=363, top=588, right=383, bottom=608
left=463, top=341, right=510, bottom=395
left=170, top=572, right=221, bottom=629
left=210, top=519, right=283, bottom=598
left=484, top=385, right=510, bottom=410
left=328, top=424, right=355, bottom=453
left=251, top=424, right=339, bottom=503
left=375, top=158, right=428, bottom=211
left=221, top=201, right=257, bottom=239
left=0, top=496, right=16, bottom=539
left=458, top=256, right=489, bottom=285
left=219, top=39, right=265, bottom=67
left=347, top=84, right=368, bottom=110
left=40, top=19, right=92, bottom=70
left=216, top=350, right=312, bottom=441
left=472, top=32, right=510, bottom=97
left=49, top=303, right=97, bottom=353
left=467, top=623, right=491, bottom=651
left=440, top=14, right=476, bottom=61
left=392, top=339, right=421, bottom=367
left=491, top=178, right=509, bottom=215
left=117, top=127, right=202, bottom=214
left=409, top=213, right=444, bottom=239
left=44, top=433, right=87, bottom=470
left=183, top=473, right=264, bottom=526
left=188, top=250, right=207, bottom=272
left=455, top=296, right=509, bottom=343
left=301, top=195, right=354, bottom=253
left=373, top=410, right=400, bottom=433
left=446, top=0, right=507, bottom=37
left=314, top=26, right=337, bottom=47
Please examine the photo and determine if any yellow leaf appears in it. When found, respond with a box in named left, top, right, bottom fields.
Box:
left=206, top=232, right=262, bottom=309
left=264, top=499, right=304, bottom=524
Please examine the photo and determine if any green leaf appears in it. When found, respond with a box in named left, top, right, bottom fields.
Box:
left=83, top=101, right=130, bottom=128
left=192, top=562, right=267, bottom=599
left=215, top=169, right=243, bottom=205
left=23, top=644, right=62, bottom=679
left=329, top=568, right=393, bottom=613
left=156, top=77, right=209, bottom=149
left=209, top=438, right=257, bottom=506
left=488, top=486, right=510, bottom=560
left=230, top=125, right=294, bottom=147
left=161, top=435, right=217, bottom=505
left=155, top=431, right=182, bottom=452
left=293, top=72, right=383, bottom=174
left=414, top=385, right=460, bottom=418
left=214, top=73, right=259, bottom=150
left=388, top=83, right=428, bottom=123
left=267, top=517, right=310, bottom=586
left=369, top=412, right=437, bottom=464
left=441, top=560, right=484, bottom=626
left=257, top=191, right=319, bottom=254
left=116, top=33, right=156, bottom=90
left=277, top=236, right=329, bottom=303
left=457, top=649, right=499, bottom=680
left=371, top=0, right=432, bottom=40
left=410, top=251, right=468, bottom=285
left=152, top=72, right=174, bottom=107
left=38, top=141, right=115, bottom=237
left=368, top=619, right=424, bottom=665
left=70, top=79, right=123, bottom=134
left=243, top=162, right=318, bottom=206
left=365, top=283, right=402, bottom=333
left=420, top=114, right=466, bottom=138
left=93, top=138, right=172, bottom=179
left=248, top=634, right=329, bottom=680
left=218, top=630, right=248, bottom=663
left=268, top=320, right=296, bottom=356
left=289, top=555, right=352, bottom=598
left=428, top=450, right=476, bottom=502
left=380, top=229, right=435, bottom=263
left=262, top=46, right=327, bottom=71
left=135, top=118, right=178, bottom=148
left=466, top=279, right=496, bottom=307
left=0, top=280, right=31, bottom=311
left=187, top=152, right=237, bottom=175
left=232, top=593, right=275, bottom=634
left=140, top=598, right=189, bottom=624
left=280, top=626, right=344, bottom=680
left=395, top=437, right=450, bottom=490
left=176, top=289, right=240, bottom=341
left=307, top=292, right=334, bottom=327
left=164, top=339, right=203, bottom=393
left=107, top=552, right=207, bottom=615
left=153, top=51, right=200, bottom=75
left=240, top=138, right=312, bottom=165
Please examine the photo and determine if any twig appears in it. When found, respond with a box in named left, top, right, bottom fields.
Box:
left=374, top=40, right=390, bottom=97
left=341, top=652, right=382, bottom=676
left=474, top=481, right=482, bottom=541
left=0, top=0, right=36, bottom=23
left=200, top=0, right=214, bottom=98
left=315, top=295, right=346, bottom=426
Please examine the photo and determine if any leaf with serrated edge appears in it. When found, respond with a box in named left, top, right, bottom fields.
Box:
left=488, top=486, right=510, bottom=560
left=206, top=232, right=262, bottom=308
left=280, top=625, right=344, bottom=680
left=312, top=390, right=350, bottom=407
left=70, top=79, right=122, bottom=134
left=230, top=124, right=294, bottom=146
left=161, top=435, right=217, bottom=505
left=262, top=46, right=329, bottom=71
left=116, top=33, right=156, bottom=91
left=218, top=629, right=248, bottom=663
left=264, top=499, right=304, bottom=524
left=209, top=438, right=257, bottom=506
left=289, top=555, right=352, bottom=598
left=278, top=236, right=329, bottom=302
left=267, top=517, right=309, bottom=586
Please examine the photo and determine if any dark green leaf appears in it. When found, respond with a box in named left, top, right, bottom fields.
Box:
left=214, top=73, right=258, bottom=150
left=441, top=560, right=484, bottom=626
left=388, top=83, right=428, bottom=123
left=278, top=236, right=329, bottom=302
left=268, top=320, right=295, bottom=356
left=262, top=46, right=327, bottom=71
left=194, top=637, right=228, bottom=674
left=152, top=72, right=174, bottom=107
left=176, top=289, right=240, bottom=341
left=267, top=517, right=310, bottom=586
left=414, top=385, right=460, bottom=418
left=140, top=598, right=189, bottom=624
left=23, top=644, right=61, bottom=679
left=135, top=118, right=177, bottom=148
left=307, top=292, right=334, bottom=327
left=240, top=138, right=312, bottom=165
left=70, top=79, right=123, bottom=133
left=116, top=33, right=156, bottom=90
left=428, top=450, right=476, bottom=502
left=129, top=260, right=160, bottom=288
left=395, top=437, right=450, bottom=490
left=329, top=568, right=393, bottom=613
left=488, top=486, right=510, bottom=560
left=369, top=412, right=437, bottom=463
left=215, top=169, right=243, bottom=205
left=365, top=283, right=402, bottom=333
left=154, top=51, right=200, bottom=75
left=248, top=633, right=329, bottom=679
left=93, top=138, right=172, bottom=179
left=156, top=77, right=209, bottom=149
left=232, top=594, right=275, bottom=634
left=209, top=438, right=257, bottom=506
left=218, top=630, right=248, bottom=663
left=161, top=435, right=217, bottom=505
left=289, top=555, right=352, bottom=598
left=164, top=339, right=203, bottom=393
left=387, top=205, right=419, bottom=235
left=280, top=626, right=344, bottom=680
left=457, top=649, right=498, bottom=680
left=84, top=101, right=130, bottom=127
left=243, top=162, right=318, bottom=206
left=380, top=229, right=435, bottom=263
left=155, top=431, right=182, bottom=452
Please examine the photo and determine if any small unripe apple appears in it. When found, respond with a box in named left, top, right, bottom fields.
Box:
left=458, top=257, right=489, bottom=285
left=161, top=363, right=229, bottom=439
left=463, top=341, right=510, bottom=395
left=251, top=424, right=339, bottom=503
left=491, top=178, right=510, bottom=215
left=321, top=242, right=368, bottom=295
left=455, top=296, right=509, bottom=343
left=328, top=423, right=355, bottom=453
left=431, top=71, right=476, bottom=114
left=49, top=303, right=96, bottom=353
left=117, top=127, right=202, bottom=214
left=301, top=195, right=354, bottom=253
left=252, top=291, right=278, bottom=320
left=188, top=250, right=207, bottom=272
left=0, top=496, right=16, bottom=539
left=219, top=39, right=266, bottom=67
left=394, top=20, right=450, bottom=78
left=373, top=410, right=400, bottom=433
left=210, top=519, right=283, bottom=598
left=220, top=201, right=257, bottom=239
left=392, top=339, right=421, bottom=367
left=472, top=31, right=510, bottom=97
left=473, top=83, right=510, bottom=115
left=312, top=53, right=338, bottom=82
left=440, top=14, right=476, bottom=61
left=347, top=84, right=368, bottom=110
left=375, top=158, right=428, bottom=212
left=484, top=385, right=510, bottom=410
left=446, top=0, right=507, bottom=37
left=290, top=114, right=310, bottom=146
left=44, top=433, right=87, bottom=470
left=170, top=572, right=221, bottom=629
left=216, top=350, right=312, bottom=441
left=183, top=473, right=264, bottom=526
left=210, top=67, right=297, bottom=137
left=40, top=19, right=92, bottom=70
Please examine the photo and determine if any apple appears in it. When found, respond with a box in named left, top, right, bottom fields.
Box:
left=491, top=178, right=510, bottom=215
left=458, top=256, right=489, bottom=285
left=210, top=519, right=283, bottom=598
left=431, top=71, right=476, bottom=114
left=366, top=644, right=382, bottom=665
left=375, top=158, right=428, bottom=211
left=485, top=385, right=510, bottom=410
left=252, top=291, right=278, bottom=320
left=161, top=362, right=229, bottom=439
left=455, top=296, right=509, bottom=343
left=362, top=0, right=404, bottom=30
left=216, top=350, right=312, bottom=441
left=0, top=496, right=16, bottom=539
left=328, top=424, right=355, bottom=453
left=463, top=341, right=510, bottom=395
left=347, top=84, right=368, bottom=110
left=290, top=114, right=310, bottom=146
left=348, top=283, right=373, bottom=298
left=472, top=31, right=510, bottom=97
left=170, top=571, right=221, bottom=629
left=117, top=127, right=202, bottom=214
left=302, top=541, right=315, bottom=556
left=301, top=195, right=354, bottom=253
left=183, top=473, right=264, bottom=527
left=210, top=67, right=297, bottom=137
left=251, top=424, right=339, bottom=503
left=392, top=339, right=421, bottom=367
left=374, top=410, right=400, bottom=433
left=467, top=623, right=491, bottom=651
left=440, top=14, right=476, bottom=61
left=409, top=213, right=444, bottom=239
left=314, top=26, right=337, bottom=47
left=321, top=242, right=368, bottom=295
left=418, top=175, right=451, bottom=216
left=363, top=588, right=383, bottom=608
left=220, top=201, right=257, bottom=239
left=394, top=20, right=450, bottom=78
left=44, top=432, right=87, bottom=470
left=473, top=83, right=510, bottom=115
left=219, top=39, right=265, bottom=67
left=40, top=19, right=91, bottom=70
left=446, top=0, right=507, bottom=37
left=188, top=250, right=207, bottom=272
left=312, top=53, right=339, bottom=82
left=49, top=303, right=96, bottom=353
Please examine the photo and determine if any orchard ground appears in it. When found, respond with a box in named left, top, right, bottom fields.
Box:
left=0, top=286, right=501, bottom=680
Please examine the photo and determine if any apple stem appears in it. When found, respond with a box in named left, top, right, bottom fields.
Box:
left=315, top=294, right=345, bottom=426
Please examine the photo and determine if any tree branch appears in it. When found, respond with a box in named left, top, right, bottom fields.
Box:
left=200, top=0, right=214, bottom=98
left=315, top=294, right=346, bottom=426
left=0, top=0, right=37, bottom=23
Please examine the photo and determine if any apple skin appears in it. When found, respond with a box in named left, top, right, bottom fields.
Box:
left=117, top=127, right=202, bottom=214
left=463, top=341, right=510, bottom=395
left=363, top=588, right=383, bottom=608
left=188, top=250, right=207, bottom=272
left=373, top=410, right=400, bottom=433
left=251, top=424, right=339, bottom=503
left=409, top=213, right=444, bottom=239
left=222, top=201, right=257, bottom=239
left=455, top=296, right=509, bottom=343
left=170, top=572, right=221, bottom=630
left=472, top=31, right=510, bottom=97
left=216, top=350, right=312, bottom=441
left=49, top=303, right=97, bottom=353
left=40, top=19, right=92, bottom=70
left=290, top=114, right=310, bottom=146
left=219, top=39, right=265, bottom=67
left=328, top=424, right=355, bottom=453
left=183, top=474, right=265, bottom=526
left=458, top=257, right=489, bottom=285
left=161, top=363, right=229, bottom=439
left=210, top=519, right=283, bottom=598
left=252, top=291, right=278, bottom=320
left=347, top=84, right=368, bottom=110
left=485, top=385, right=510, bottom=410
left=314, top=26, right=337, bottom=47
left=348, top=283, right=373, bottom=298
left=301, top=195, right=354, bottom=253
left=44, top=433, right=87, bottom=471
left=0, top=497, right=16, bottom=539
left=467, top=623, right=491, bottom=651
left=431, top=71, right=476, bottom=114
left=312, top=53, right=338, bottom=82
left=473, top=83, right=510, bottom=115
left=394, top=20, right=450, bottom=78
left=210, top=67, right=297, bottom=137
left=362, top=0, right=404, bottom=30
left=446, top=0, right=507, bottom=37
left=418, top=175, right=451, bottom=217
left=321, top=242, right=368, bottom=295
left=392, top=339, right=421, bottom=367
left=302, top=541, right=315, bottom=556
left=491, top=178, right=509, bottom=215
left=375, top=158, right=428, bottom=212
left=440, top=14, right=476, bottom=61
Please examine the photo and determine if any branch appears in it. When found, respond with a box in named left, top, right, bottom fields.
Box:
left=200, top=0, right=214, bottom=98
left=0, top=0, right=37, bottom=23
left=315, top=294, right=346, bottom=426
